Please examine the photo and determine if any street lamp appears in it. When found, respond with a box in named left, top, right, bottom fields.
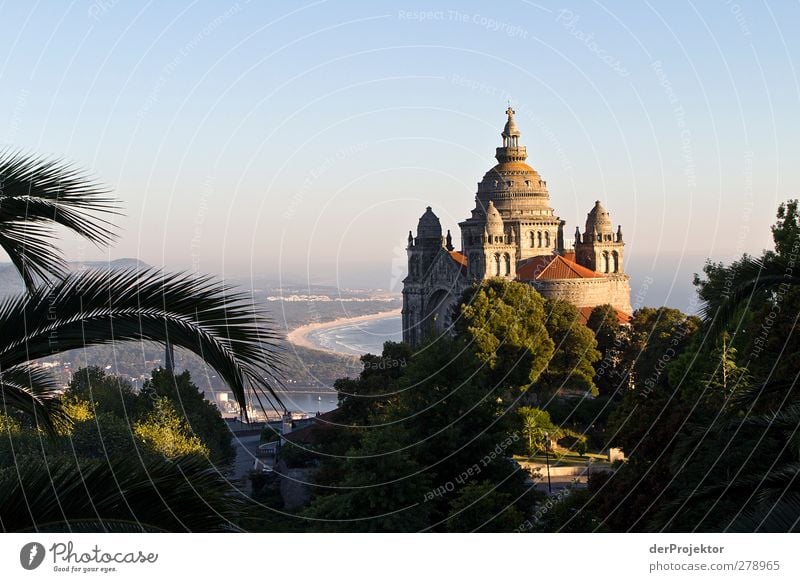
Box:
left=543, top=431, right=552, bottom=494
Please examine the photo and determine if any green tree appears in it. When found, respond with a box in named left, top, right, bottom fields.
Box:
left=134, top=398, right=209, bottom=459
left=335, top=341, right=411, bottom=426
left=141, top=369, right=234, bottom=463
left=65, top=366, right=141, bottom=420
left=302, top=425, right=433, bottom=532
left=539, top=299, right=601, bottom=397
left=703, top=332, right=750, bottom=406
left=518, top=406, right=561, bottom=455
left=587, top=304, right=629, bottom=396
left=455, top=279, right=554, bottom=392
left=445, top=481, right=524, bottom=532
left=69, top=411, right=139, bottom=459
left=771, top=198, right=800, bottom=259
left=622, top=307, right=700, bottom=395
left=305, top=336, right=533, bottom=531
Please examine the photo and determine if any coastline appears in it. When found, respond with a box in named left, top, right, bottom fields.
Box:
left=286, top=308, right=402, bottom=353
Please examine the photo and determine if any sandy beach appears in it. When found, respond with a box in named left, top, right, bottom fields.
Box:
left=286, top=308, right=402, bottom=352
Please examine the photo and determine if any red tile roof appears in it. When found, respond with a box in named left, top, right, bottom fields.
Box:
left=517, top=254, right=603, bottom=281
left=515, top=255, right=553, bottom=280
left=448, top=250, right=468, bottom=274
left=449, top=250, right=467, bottom=266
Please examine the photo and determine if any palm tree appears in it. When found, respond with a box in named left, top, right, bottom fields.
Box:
left=0, top=150, right=117, bottom=291
left=0, top=454, right=257, bottom=532
left=0, top=150, right=284, bottom=431
left=0, top=150, right=287, bottom=532
left=518, top=406, right=561, bottom=455
left=671, top=208, right=800, bottom=532
left=699, top=253, right=800, bottom=338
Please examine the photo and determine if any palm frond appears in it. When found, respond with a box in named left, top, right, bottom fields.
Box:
left=729, top=494, right=800, bottom=532
left=0, top=267, right=285, bottom=419
left=0, top=455, right=251, bottom=532
left=0, top=150, right=118, bottom=290
left=700, top=254, right=800, bottom=337
left=0, top=363, right=68, bottom=434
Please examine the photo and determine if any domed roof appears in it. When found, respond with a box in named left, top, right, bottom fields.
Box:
left=478, top=162, right=547, bottom=196
left=585, top=200, right=614, bottom=235
left=484, top=200, right=504, bottom=237
left=417, top=206, right=442, bottom=240
left=474, top=108, right=552, bottom=213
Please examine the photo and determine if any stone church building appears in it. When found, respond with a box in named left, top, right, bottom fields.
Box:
left=402, top=108, right=632, bottom=346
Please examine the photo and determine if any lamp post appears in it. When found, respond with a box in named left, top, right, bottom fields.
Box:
left=543, top=431, right=552, bottom=494
left=586, top=456, right=593, bottom=487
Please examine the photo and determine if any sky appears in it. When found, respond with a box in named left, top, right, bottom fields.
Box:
left=1, top=1, right=798, bottom=310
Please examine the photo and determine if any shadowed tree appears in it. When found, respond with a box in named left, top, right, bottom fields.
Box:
left=0, top=455, right=252, bottom=532
left=539, top=299, right=601, bottom=397
left=587, top=304, right=629, bottom=396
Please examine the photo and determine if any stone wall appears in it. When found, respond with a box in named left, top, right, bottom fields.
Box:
left=531, top=275, right=632, bottom=314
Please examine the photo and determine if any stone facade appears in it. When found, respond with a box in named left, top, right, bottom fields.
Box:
left=402, top=108, right=632, bottom=346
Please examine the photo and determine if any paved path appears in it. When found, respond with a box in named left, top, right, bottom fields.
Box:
left=230, top=434, right=261, bottom=481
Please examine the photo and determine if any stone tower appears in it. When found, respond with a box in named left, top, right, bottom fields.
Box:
left=402, top=207, right=464, bottom=347
left=574, top=201, right=625, bottom=275
left=461, top=200, right=517, bottom=280
left=406, top=206, right=445, bottom=281
left=459, top=106, right=565, bottom=266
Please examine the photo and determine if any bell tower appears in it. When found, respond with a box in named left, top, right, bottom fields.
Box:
left=575, top=200, right=625, bottom=274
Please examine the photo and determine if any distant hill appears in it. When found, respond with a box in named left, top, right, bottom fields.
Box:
left=0, top=258, right=151, bottom=296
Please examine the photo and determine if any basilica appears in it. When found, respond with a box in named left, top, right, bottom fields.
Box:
left=402, top=108, right=632, bottom=347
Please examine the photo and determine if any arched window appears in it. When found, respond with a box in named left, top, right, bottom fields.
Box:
left=544, top=231, right=550, bottom=247
left=601, top=251, right=610, bottom=273
left=503, top=253, right=511, bottom=276
left=612, top=251, right=619, bottom=273
left=529, top=231, right=535, bottom=248
left=537, top=232, right=543, bottom=248
left=493, top=253, right=501, bottom=276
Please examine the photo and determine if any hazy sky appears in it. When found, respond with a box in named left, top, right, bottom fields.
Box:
left=1, top=1, right=797, bottom=309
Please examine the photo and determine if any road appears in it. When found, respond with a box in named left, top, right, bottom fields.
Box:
left=230, top=433, right=262, bottom=482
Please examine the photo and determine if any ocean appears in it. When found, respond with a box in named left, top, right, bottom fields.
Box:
left=305, top=315, right=403, bottom=356
left=275, top=391, right=339, bottom=415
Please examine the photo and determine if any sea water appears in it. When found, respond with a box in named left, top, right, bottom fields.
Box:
left=306, top=315, right=403, bottom=356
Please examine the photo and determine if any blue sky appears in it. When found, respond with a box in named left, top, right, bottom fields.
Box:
left=1, top=1, right=797, bottom=309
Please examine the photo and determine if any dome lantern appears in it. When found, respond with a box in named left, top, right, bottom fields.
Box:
left=502, top=106, right=521, bottom=147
